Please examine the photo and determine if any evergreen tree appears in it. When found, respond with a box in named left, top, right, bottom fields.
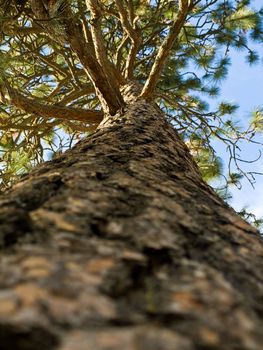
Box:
left=0, top=1, right=263, bottom=349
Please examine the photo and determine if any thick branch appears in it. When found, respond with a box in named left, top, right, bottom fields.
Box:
left=57, top=85, right=95, bottom=105
left=140, top=0, right=191, bottom=99
left=30, top=0, right=125, bottom=115
left=115, top=0, right=141, bottom=78
left=6, top=86, right=103, bottom=124
left=86, top=0, right=124, bottom=93
left=64, top=13, right=125, bottom=114
left=115, top=34, right=128, bottom=68
left=86, top=0, right=111, bottom=68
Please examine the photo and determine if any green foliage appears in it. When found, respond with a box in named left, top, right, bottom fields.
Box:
left=225, top=7, right=258, bottom=30
left=251, top=109, right=263, bottom=131
left=218, top=102, right=239, bottom=116
left=238, top=207, right=263, bottom=232
left=187, top=138, right=223, bottom=182
left=246, top=50, right=259, bottom=65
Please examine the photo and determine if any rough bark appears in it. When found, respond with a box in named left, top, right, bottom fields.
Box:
left=0, top=86, right=263, bottom=350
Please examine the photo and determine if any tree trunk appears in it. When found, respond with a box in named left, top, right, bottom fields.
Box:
left=0, top=87, right=263, bottom=350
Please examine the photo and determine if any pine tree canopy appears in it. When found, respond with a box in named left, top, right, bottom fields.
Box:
left=0, top=0, right=262, bottom=196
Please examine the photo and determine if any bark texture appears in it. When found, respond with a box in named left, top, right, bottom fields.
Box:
left=0, top=86, right=263, bottom=350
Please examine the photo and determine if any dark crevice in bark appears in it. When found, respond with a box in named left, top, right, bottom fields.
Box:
left=0, top=324, right=59, bottom=350
left=0, top=174, right=64, bottom=247
left=0, top=208, right=33, bottom=247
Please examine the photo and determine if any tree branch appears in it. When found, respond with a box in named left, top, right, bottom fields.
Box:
left=86, top=0, right=124, bottom=91
left=30, top=0, right=125, bottom=115
left=5, top=86, right=103, bottom=124
left=115, top=0, right=141, bottom=79
left=63, top=6, right=125, bottom=114
left=140, top=0, right=192, bottom=100
left=56, top=85, right=95, bottom=105
left=86, top=0, right=111, bottom=69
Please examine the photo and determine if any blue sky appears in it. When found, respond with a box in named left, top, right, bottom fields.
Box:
left=214, top=0, right=263, bottom=217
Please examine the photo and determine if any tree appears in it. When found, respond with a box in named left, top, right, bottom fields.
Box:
left=0, top=1, right=263, bottom=349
